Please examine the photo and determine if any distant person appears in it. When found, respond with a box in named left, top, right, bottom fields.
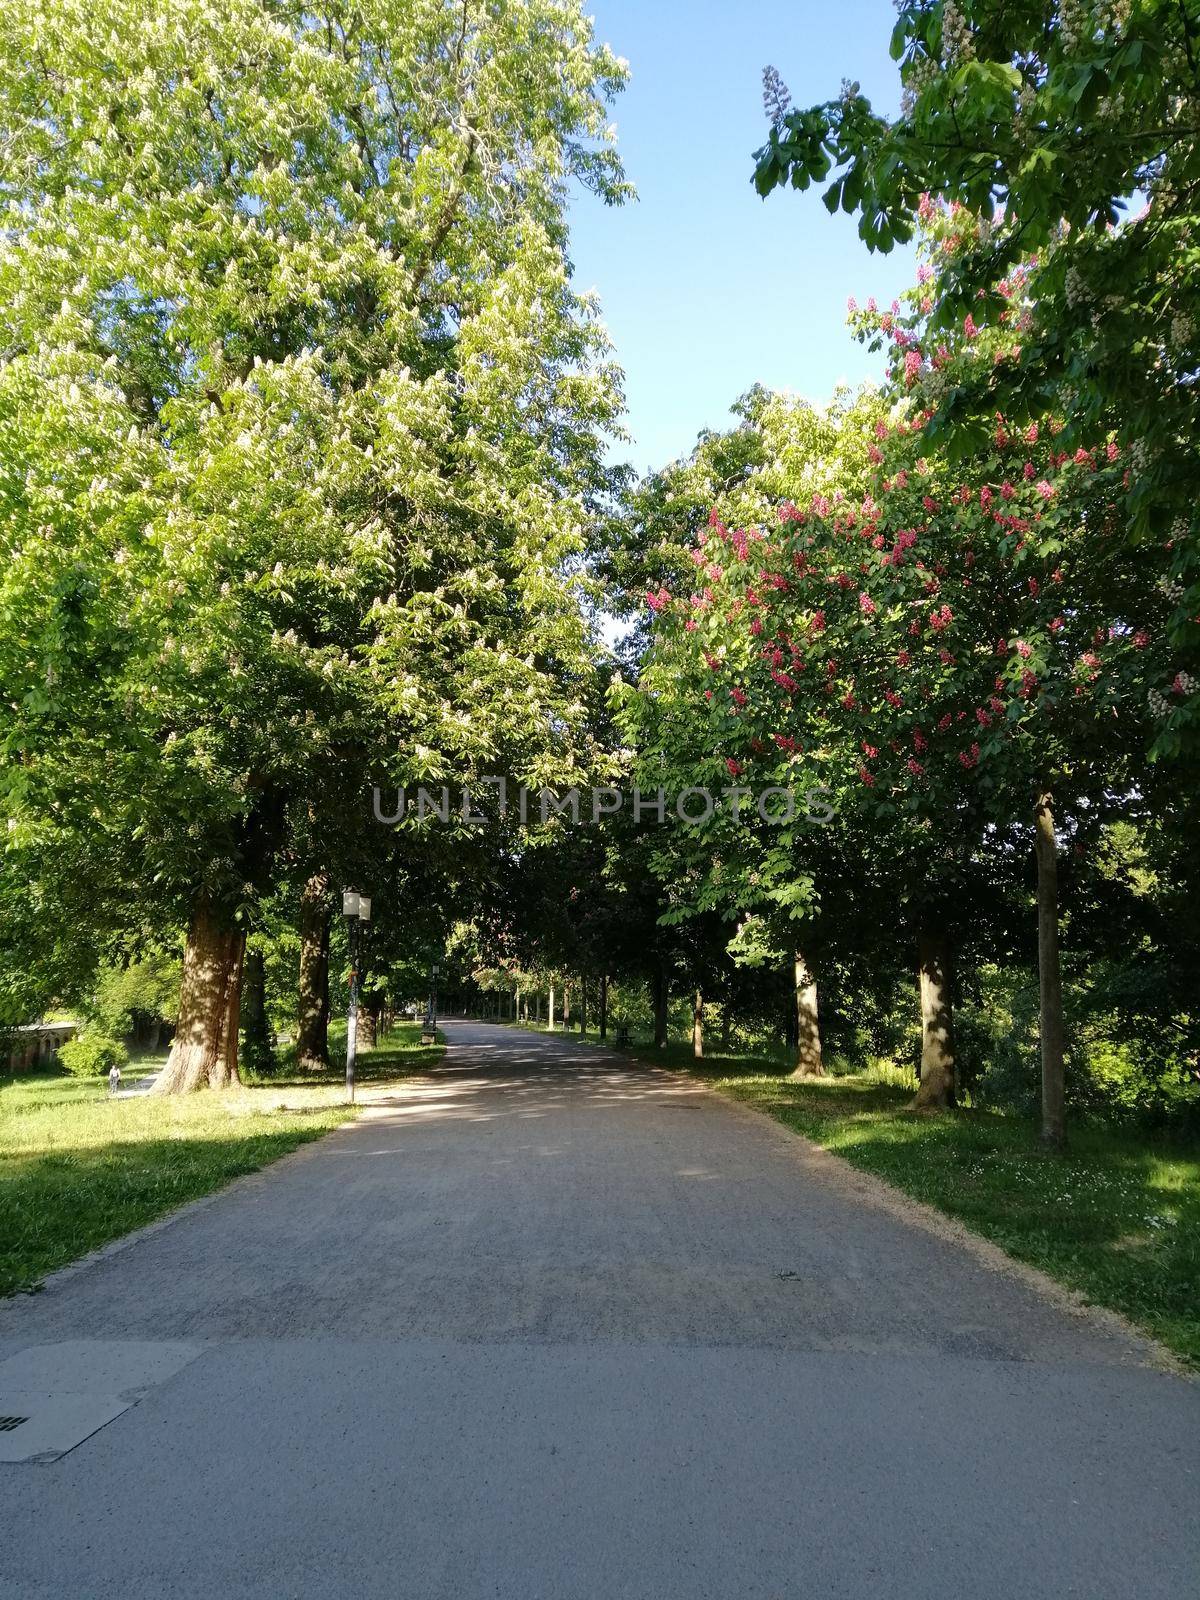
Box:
left=108, top=1061, right=122, bottom=1096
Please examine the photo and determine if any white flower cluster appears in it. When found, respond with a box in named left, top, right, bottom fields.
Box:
left=1130, top=438, right=1152, bottom=472
left=1170, top=312, right=1192, bottom=350
left=1012, top=78, right=1040, bottom=138
left=901, top=53, right=939, bottom=118
left=940, top=0, right=975, bottom=64
left=1059, top=0, right=1092, bottom=55
left=1175, top=670, right=1198, bottom=696
left=762, top=65, right=791, bottom=126
left=1148, top=688, right=1172, bottom=718
left=840, top=78, right=861, bottom=107
left=1158, top=576, right=1185, bottom=602
left=1064, top=266, right=1088, bottom=309
left=1171, top=516, right=1190, bottom=540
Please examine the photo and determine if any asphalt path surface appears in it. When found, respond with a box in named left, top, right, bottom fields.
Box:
left=0, top=1020, right=1195, bottom=1598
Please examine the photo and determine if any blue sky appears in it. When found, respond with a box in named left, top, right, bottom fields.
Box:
left=567, top=0, right=916, bottom=474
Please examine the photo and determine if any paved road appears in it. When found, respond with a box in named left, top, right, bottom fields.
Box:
left=0, top=1021, right=1195, bottom=1598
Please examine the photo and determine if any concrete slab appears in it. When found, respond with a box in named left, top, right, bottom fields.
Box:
left=0, top=1341, right=204, bottom=1461
left=0, top=1340, right=204, bottom=1400
left=0, top=1391, right=131, bottom=1463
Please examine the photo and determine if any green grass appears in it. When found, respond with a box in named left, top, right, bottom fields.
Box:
left=559, top=1028, right=1200, bottom=1368
left=0, top=1022, right=443, bottom=1298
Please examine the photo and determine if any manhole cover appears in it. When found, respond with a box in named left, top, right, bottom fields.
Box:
left=0, top=1416, right=28, bottom=1431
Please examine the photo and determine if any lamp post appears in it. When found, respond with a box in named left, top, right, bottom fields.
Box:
left=342, top=890, right=372, bottom=1103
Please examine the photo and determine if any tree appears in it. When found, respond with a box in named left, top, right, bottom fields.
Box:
left=0, top=0, right=629, bottom=1087
left=617, top=388, right=892, bottom=1076
left=626, top=208, right=1177, bottom=1137
left=753, top=4, right=1200, bottom=744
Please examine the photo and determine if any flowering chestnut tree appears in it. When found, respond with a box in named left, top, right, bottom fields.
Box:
left=0, top=0, right=629, bottom=1084
left=620, top=387, right=889, bottom=1077
left=630, top=218, right=1178, bottom=1136
left=754, top=3, right=1200, bottom=746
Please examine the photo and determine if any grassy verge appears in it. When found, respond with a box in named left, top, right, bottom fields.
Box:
left=541, top=1025, right=1199, bottom=1368
left=0, top=1022, right=442, bottom=1297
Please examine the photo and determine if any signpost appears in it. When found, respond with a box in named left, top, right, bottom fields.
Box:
left=342, top=891, right=372, bottom=1103
left=422, top=961, right=439, bottom=1045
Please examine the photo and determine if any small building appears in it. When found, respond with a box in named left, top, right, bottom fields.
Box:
left=2, top=1022, right=77, bottom=1074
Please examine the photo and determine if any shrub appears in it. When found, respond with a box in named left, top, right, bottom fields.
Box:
left=955, top=973, right=1040, bottom=1115
left=58, top=1031, right=128, bottom=1078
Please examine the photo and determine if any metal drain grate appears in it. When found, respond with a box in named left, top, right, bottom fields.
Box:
left=0, top=1416, right=28, bottom=1432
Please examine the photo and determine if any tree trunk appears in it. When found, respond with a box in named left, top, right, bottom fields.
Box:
left=580, top=978, right=587, bottom=1036
left=789, top=951, right=824, bottom=1078
left=154, top=898, right=245, bottom=1093
left=357, top=999, right=378, bottom=1051
left=1035, top=791, right=1067, bottom=1149
left=653, top=965, right=669, bottom=1049
left=547, top=983, right=556, bottom=1031
left=599, top=974, right=608, bottom=1041
left=912, top=924, right=955, bottom=1109
left=563, top=985, right=571, bottom=1027
left=692, top=987, right=704, bottom=1059
left=240, top=946, right=273, bottom=1077
left=296, top=872, right=330, bottom=1069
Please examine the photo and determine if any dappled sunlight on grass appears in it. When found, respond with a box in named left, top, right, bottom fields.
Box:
left=0, top=1024, right=441, bottom=1296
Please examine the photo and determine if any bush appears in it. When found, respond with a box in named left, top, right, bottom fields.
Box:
left=58, top=1031, right=128, bottom=1078
left=1069, top=1029, right=1200, bottom=1131
left=954, top=972, right=1040, bottom=1115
